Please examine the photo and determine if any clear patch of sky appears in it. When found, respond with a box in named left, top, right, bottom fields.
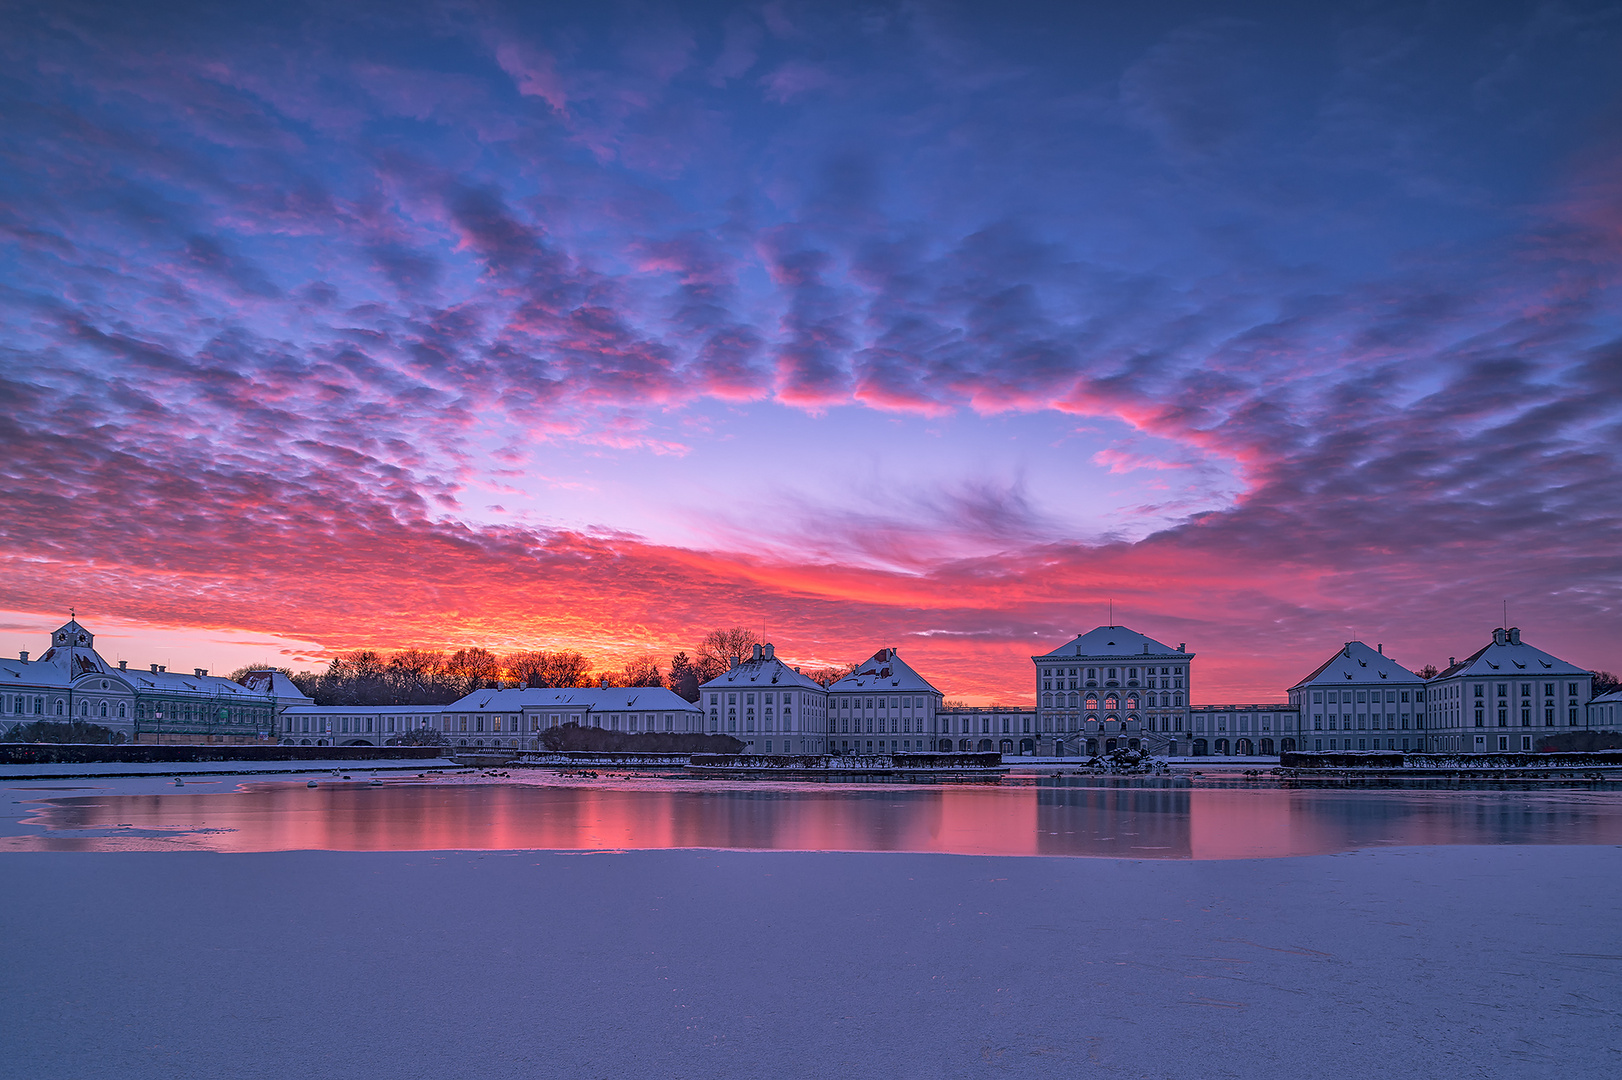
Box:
left=455, top=400, right=1245, bottom=565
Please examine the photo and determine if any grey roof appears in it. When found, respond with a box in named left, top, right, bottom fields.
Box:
left=1290, top=641, right=1426, bottom=691
left=1436, top=633, right=1592, bottom=680
left=1033, top=626, right=1187, bottom=661
left=699, top=646, right=826, bottom=693
left=237, top=670, right=314, bottom=705
left=826, top=649, right=941, bottom=695
left=447, top=687, right=702, bottom=712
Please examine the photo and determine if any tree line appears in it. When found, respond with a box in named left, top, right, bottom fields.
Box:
left=234, top=627, right=859, bottom=707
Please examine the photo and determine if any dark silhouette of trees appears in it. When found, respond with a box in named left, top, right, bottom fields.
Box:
left=1593, top=670, right=1620, bottom=696
left=3, top=719, right=125, bottom=744
left=620, top=655, right=663, bottom=688
left=1416, top=664, right=1440, bottom=680
left=667, top=652, right=701, bottom=701
left=696, top=627, right=761, bottom=678
left=505, top=650, right=592, bottom=688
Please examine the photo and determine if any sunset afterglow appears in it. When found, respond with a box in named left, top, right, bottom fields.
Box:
left=3, top=1, right=1619, bottom=700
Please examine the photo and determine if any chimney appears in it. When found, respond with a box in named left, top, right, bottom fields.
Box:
left=1493, top=628, right=1507, bottom=645
left=18, top=651, right=27, bottom=662
left=119, top=660, right=127, bottom=670
left=599, top=677, right=608, bottom=689
left=159, top=665, right=166, bottom=672
left=752, top=644, right=762, bottom=661
left=1178, top=643, right=1185, bottom=652
left=793, top=665, right=800, bottom=673
left=764, top=643, right=775, bottom=660
left=195, top=668, right=207, bottom=678
left=1377, top=644, right=1383, bottom=655
left=730, top=655, right=739, bottom=670
left=1449, top=657, right=1456, bottom=668
left=1509, top=627, right=1521, bottom=645
left=151, top=663, right=159, bottom=673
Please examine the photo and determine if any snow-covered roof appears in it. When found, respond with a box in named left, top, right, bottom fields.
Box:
left=826, top=649, right=941, bottom=695
left=699, top=644, right=826, bottom=693
left=124, top=668, right=275, bottom=700
left=1032, top=626, right=1188, bottom=661
left=446, top=686, right=702, bottom=712
left=1435, top=629, right=1592, bottom=681
left=1290, top=641, right=1425, bottom=691
left=1591, top=690, right=1622, bottom=705
left=236, top=670, right=314, bottom=705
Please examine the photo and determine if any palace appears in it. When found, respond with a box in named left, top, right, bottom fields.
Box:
left=1, top=618, right=1609, bottom=756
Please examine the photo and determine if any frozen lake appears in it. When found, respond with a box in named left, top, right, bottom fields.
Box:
left=6, top=772, right=1622, bottom=857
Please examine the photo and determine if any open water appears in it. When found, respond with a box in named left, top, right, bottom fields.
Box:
left=6, top=771, right=1622, bottom=857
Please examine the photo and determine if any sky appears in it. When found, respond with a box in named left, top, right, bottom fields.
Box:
left=1, top=0, right=1620, bottom=702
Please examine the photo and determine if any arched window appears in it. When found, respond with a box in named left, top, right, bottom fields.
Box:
left=1105, top=695, right=1118, bottom=710
left=1126, top=696, right=1137, bottom=710
left=56, top=700, right=64, bottom=715
left=1085, top=695, right=1098, bottom=710
left=118, top=703, right=126, bottom=718
left=99, top=701, right=108, bottom=717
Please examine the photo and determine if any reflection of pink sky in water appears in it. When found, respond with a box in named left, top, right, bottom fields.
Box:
left=8, top=779, right=1622, bottom=859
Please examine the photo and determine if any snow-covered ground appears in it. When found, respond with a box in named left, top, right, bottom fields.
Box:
left=1, top=844, right=1617, bottom=1078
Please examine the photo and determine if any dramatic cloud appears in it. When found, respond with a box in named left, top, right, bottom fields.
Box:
left=2, top=0, right=1620, bottom=699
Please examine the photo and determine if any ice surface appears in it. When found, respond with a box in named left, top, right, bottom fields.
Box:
left=1, top=845, right=1617, bottom=1078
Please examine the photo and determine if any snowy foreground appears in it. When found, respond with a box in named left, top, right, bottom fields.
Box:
left=2, top=846, right=1618, bottom=1078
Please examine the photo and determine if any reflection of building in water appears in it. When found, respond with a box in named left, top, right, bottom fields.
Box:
left=1032, top=626, right=1192, bottom=758
left=1424, top=628, right=1594, bottom=754
left=1184, top=704, right=1301, bottom=757
left=698, top=643, right=830, bottom=755
left=825, top=648, right=944, bottom=756
left=0, top=620, right=283, bottom=744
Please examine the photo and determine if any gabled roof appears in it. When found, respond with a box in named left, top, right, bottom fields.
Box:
left=1032, top=625, right=1186, bottom=661
left=447, top=686, right=702, bottom=712
left=237, top=670, right=314, bottom=705
left=826, top=649, right=941, bottom=695
left=1291, top=641, right=1425, bottom=691
left=1435, top=631, right=1591, bottom=680
left=699, top=645, right=826, bottom=693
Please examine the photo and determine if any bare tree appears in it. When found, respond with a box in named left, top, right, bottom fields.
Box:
left=445, top=647, right=501, bottom=693
left=620, top=655, right=663, bottom=688
left=1415, top=664, right=1440, bottom=680
left=696, top=627, right=762, bottom=677
left=506, top=650, right=593, bottom=688
left=1593, top=670, right=1621, bottom=696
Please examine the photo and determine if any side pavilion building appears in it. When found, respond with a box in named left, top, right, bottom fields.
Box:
left=1425, top=627, right=1592, bottom=754
left=826, top=648, right=943, bottom=755
left=698, top=643, right=829, bottom=755
left=1288, top=641, right=1429, bottom=753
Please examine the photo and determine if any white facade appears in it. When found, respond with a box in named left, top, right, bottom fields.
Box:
left=1287, top=641, right=1430, bottom=753
left=1, top=619, right=278, bottom=743
left=1184, top=704, right=1301, bottom=756
left=1587, top=691, right=1622, bottom=732
left=825, top=648, right=943, bottom=755
left=698, top=643, right=828, bottom=754
left=280, top=704, right=442, bottom=745
left=445, top=686, right=705, bottom=751
left=938, top=706, right=1037, bottom=753
left=1032, top=626, right=1190, bottom=754
left=1425, top=627, right=1593, bottom=754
